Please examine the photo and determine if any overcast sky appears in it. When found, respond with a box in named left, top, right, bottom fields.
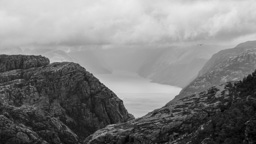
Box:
left=0, top=0, right=256, bottom=48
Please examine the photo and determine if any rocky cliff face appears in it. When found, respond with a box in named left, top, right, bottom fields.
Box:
left=85, top=67, right=256, bottom=144
left=173, top=41, right=256, bottom=102
left=0, top=55, right=133, bottom=144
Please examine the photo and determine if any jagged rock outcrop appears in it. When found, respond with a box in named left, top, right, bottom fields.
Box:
left=85, top=68, right=256, bottom=144
left=0, top=55, right=50, bottom=72
left=0, top=55, right=133, bottom=144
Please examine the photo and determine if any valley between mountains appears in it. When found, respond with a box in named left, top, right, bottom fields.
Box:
left=1, top=41, right=256, bottom=144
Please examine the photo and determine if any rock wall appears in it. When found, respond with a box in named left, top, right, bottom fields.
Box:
left=0, top=55, right=133, bottom=144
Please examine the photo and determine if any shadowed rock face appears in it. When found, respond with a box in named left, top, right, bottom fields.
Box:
left=0, top=55, right=133, bottom=144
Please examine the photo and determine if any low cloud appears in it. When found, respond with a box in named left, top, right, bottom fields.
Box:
left=0, top=0, right=256, bottom=47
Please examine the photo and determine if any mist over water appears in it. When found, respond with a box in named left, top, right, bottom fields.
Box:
left=96, top=71, right=181, bottom=117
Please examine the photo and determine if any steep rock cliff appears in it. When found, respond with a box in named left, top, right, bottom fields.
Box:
left=0, top=55, right=133, bottom=144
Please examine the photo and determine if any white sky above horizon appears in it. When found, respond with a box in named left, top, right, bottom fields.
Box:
left=0, top=0, right=256, bottom=48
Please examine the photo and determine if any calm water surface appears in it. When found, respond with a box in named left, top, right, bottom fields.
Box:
left=95, top=71, right=181, bottom=118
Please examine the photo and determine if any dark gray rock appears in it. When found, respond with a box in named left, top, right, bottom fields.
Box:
left=0, top=55, right=133, bottom=144
left=0, top=55, right=50, bottom=72
left=244, top=119, right=256, bottom=144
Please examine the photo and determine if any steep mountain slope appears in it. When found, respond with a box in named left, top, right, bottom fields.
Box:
left=199, top=41, right=256, bottom=77
left=85, top=64, right=256, bottom=144
left=138, top=45, right=224, bottom=87
left=0, top=55, right=133, bottom=144
left=174, top=41, right=256, bottom=101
